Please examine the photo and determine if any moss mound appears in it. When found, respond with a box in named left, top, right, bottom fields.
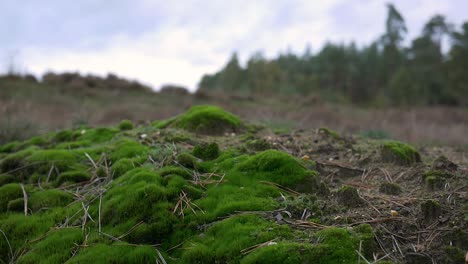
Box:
left=337, top=186, right=364, bottom=207
left=160, top=105, right=243, bottom=135
left=118, top=119, right=134, bottom=130
left=193, top=142, right=220, bottom=160
left=380, top=140, right=421, bottom=166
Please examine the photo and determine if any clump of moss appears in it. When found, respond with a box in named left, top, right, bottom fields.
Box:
left=119, top=119, right=134, bottom=130
left=318, top=127, right=341, bottom=140
left=0, top=174, right=16, bottom=186
left=237, top=150, right=315, bottom=187
left=111, top=158, right=134, bottom=178
left=67, top=243, right=159, bottom=264
left=176, top=152, right=198, bottom=169
left=193, top=142, right=220, bottom=161
left=52, top=130, right=75, bottom=143
left=180, top=215, right=292, bottom=263
left=29, top=189, right=74, bottom=212
left=379, top=182, right=402, bottom=195
left=420, top=200, right=442, bottom=224
left=27, top=149, right=79, bottom=174
left=380, top=141, right=421, bottom=166
left=0, top=183, right=23, bottom=212
left=77, top=127, right=118, bottom=143
left=246, top=139, right=271, bottom=151
left=109, top=139, right=149, bottom=162
left=160, top=105, right=243, bottom=135
left=422, top=170, right=451, bottom=191
left=432, top=155, right=458, bottom=172
left=0, top=141, right=20, bottom=153
left=57, top=170, right=90, bottom=185
left=18, top=228, right=84, bottom=264
left=7, top=197, right=24, bottom=212
left=336, top=186, right=364, bottom=207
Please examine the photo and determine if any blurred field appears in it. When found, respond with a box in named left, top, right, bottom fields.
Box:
left=1, top=75, right=468, bottom=146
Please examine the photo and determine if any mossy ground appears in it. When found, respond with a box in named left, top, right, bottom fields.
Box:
left=0, top=105, right=466, bottom=263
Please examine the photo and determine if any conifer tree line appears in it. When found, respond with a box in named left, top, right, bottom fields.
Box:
left=198, top=4, right=468, bottom=106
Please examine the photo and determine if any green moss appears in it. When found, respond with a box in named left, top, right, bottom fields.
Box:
left=0, top=183, right=23, bottom=212
left=420, top=200, right=442, bottom=224
left=193, top=142, right=220, bottom=161
left=180, top=215, right=292, bottom=263
left=246, top=139, right=271, bottom=151
left=7, top=197, right=24, bottom=212
left=109, top=139, right=149, bottom=162
left=237, top=150, right=314, bottom=187
left=318, top=127, right=341, bottom=140
left=77, top=127, right=118, bottom=143
left=379, top=182, right=402, bottom=195
left=99, top=168, right=181, bottom=244
left=57, top=170, right=90, bottom=185
left=18, top=228, right=83, bottom=264
left=111, top=158, right=135, bottom=178
left=0, top=148, right=36, bottom=177
left=337, top=186, right=364, bottom=207
left=160, top=105, right=243, bottom=135
left=52, top=130, right=75, bottom=143
left=380, top=141, right=421, bottom=165
left=241, top=242, right=316, bottom=264
left=159, top=166, right=191, bottom=180
left=176, top=152, right=198, bottom=169
left=422, top=171, right=451, bottom=191
left=29, top=189, right=74, bottom=212
left=20, top=136, right=47, bottom=149
left=118, top=119, right=134, bottom=130
left=442, top=246, right=465, bottom=264
left=0, top=141, right=20, bottom=153
left=0, top=174, right=16, bottom=186
left=54, top=140, right=91, bottom=149
left=432, top=155, right=458, bottom=171
left=67, top=243, right=159, bottom=264
left=27, top=150, right=80, bottom=175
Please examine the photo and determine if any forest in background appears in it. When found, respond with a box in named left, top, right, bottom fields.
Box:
left=199, top=4, right=468, bottom=106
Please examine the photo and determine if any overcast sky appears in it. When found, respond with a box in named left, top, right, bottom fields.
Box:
left=1, top=0, right=467, bottom=91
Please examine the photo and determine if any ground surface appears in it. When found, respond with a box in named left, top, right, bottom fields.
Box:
left=0, top=105, right=467, bottom=263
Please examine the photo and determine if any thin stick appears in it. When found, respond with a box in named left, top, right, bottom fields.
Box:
left=0, top=229, right=13, bottom=261
left=20, top=183, right=28, bottom=216
left=98, top=193, right=103, bottom=234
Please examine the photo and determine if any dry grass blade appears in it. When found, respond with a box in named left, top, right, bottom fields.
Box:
left=173, top=191, right=204, bottom=218
left=20, top=183, right=28, bottom=216
left=259, top=181, right=300, bottom=195
left=155, top=248, right=168, bottom=264
left=240, top=238, right=278, bottom=255
left=85, top=152, right=98, bottom=169
left=0, top=229, right=13, bottom=262
left=117, top=221, right=145, bottom=240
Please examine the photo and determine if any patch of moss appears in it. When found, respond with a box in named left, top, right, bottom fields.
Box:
left=160, top=105, right=243, bottom=135
left=180, top=215, right=292, bottom=263
left=18, top=228, right=84, bottom=264
left=432, top=155, right=458, bottom=172
left=193, top=142, right=220, bottom=161
left=337, top=186, right=364, bottom=207
left=318, top=127, right=341, bottom=140
left=159, top=166, right=191, bottom=180
left=67, top=243, right=159, bottom=264
left=77, top=127, right=118, bottom=143
left=52, top=130, right=75, bottom=143
left=111, top=158, right=134, bottom=178
left=109, top=139, right=149, bottom=162
left=27, top=149, right=80, bottom=175
left=57, top=170, right=90, bottom=185
left=29, top=189, right=74, bottom=212
left=442, top=246, right=465, bottom=264
left=99, top=168, right=181, bottom=244
left=118, top=119, right=134, bottom=130
left=54, top=140, right=91, bottom=149
left=0, top=183, right=23, bottom=212
left=0, top=141, right=20, bottom=153
left=379, top=182, right=402, bottom=195
left=420, top=200, right=442, bottom=224
left=0, top=148, right=36, bottom=178
left=422, top=171, right=451, bottom=191
left=380, top=141, right=421, bottom=166
left=7, top=197, right=24, bottom=212
left=246, top=139, right=271, bottom=151
left=0, top=174, right=16, bottom=186
left=237, top=150, right=315, bottom=187
left=176, top=152, right=198, bottom=169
